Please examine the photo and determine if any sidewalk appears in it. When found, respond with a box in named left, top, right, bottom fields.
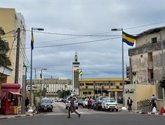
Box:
left=0, top=112, right=36, bottom=119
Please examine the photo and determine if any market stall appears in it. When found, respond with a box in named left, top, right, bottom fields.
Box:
left=0, top=83, right=21, bottom=115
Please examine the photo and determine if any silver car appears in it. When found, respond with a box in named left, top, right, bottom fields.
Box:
left=65, top=96, right=78, bottom=109
left=101, top=98, right=118, bottom=111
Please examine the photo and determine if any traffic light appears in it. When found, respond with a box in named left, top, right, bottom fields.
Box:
left=160, top=77, right=165, bottom=89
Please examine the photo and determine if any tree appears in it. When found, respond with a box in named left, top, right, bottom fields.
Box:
left=0, top=27, right=11, bottom=66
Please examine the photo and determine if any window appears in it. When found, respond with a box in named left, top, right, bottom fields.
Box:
left=86, top=83, right=93, bottom=86
left=110, top=83, right=114, bottom=86
left=152, top=37, right=157, bottom=43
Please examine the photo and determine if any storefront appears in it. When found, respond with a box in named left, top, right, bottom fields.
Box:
left=0, top=83, right=21, bottom=115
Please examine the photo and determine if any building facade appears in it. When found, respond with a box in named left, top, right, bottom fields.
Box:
left=0, top=8, right=26, bottom=85
left=26, top=78, right=72, bottom=96
left=129, top=26, right=165, bottom=99
left=79, top=78, right=129, bottom=101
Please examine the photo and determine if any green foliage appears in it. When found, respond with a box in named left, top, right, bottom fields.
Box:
left=57, top=90, right=71, bottom=98
left=0, top=27, right=11, bottom=66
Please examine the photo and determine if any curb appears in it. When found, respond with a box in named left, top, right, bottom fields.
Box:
left=136, top=111, right=165, bottom=116
left=0, top=113, right=35, bottom=119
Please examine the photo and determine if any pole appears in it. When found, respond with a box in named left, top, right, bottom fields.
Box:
left=21, top=75, right=26, bottom=114
left=40, top=70, right=42, bottom=101
left=21, top=64, right=27, bottom=114
left=29, top=27, right=44, bottom=107
left=122, top=33, right=125, bottom=106
left=15, top=28, right=20, bottom=83
left=30, top=29, right=33, bottom=106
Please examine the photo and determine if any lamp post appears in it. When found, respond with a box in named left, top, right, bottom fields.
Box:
left=30, top=27, right=44, bottom=107
left=40, top=68, right=47, bottom=101
left=111, top=28, right=125, bottom=106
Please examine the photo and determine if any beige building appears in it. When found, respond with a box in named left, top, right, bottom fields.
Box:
left=0, top=8, right=26, bottom=85
left=128, top=26, right=165, bottom=110
left=79, top=78, right=129, bottom=101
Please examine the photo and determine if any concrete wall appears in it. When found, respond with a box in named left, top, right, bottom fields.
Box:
left=124, top=84, right=156, bottom=111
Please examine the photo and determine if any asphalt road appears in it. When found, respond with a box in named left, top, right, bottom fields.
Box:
left=0, top=102, right=165, bottom=125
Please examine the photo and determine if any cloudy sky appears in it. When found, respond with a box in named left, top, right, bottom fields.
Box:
left=1, top=0, right=165, bottom=79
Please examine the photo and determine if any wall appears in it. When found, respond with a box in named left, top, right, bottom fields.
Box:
left=124, top=84, right=156, bottom=111
left=0, top=8, right=25, bottom=85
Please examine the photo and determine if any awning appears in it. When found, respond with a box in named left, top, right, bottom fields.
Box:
left=9, top=91, right=22, bottom=96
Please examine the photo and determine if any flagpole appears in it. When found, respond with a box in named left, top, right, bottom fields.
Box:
left=111, top=28, right=125, bottom=106
left=121, top=30, right=125, bottom=106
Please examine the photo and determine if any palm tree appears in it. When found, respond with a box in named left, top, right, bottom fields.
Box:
left=0, top=27, right=11, bottom=66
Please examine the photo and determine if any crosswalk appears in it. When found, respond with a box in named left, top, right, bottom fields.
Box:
left=41, top=102, right=120, bottom=116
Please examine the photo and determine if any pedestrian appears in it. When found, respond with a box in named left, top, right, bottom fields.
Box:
left=127, top=97, right=133, bottom=111
left=25, top=97, right=29, bottom=111
left=67, top=96, right=81, bottom=118
left=151, top=94, right=157, bottom=111
left=87, top=97, right=92, bottom=109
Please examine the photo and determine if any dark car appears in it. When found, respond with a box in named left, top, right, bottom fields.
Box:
left=38, top=98, right=53, bottom=112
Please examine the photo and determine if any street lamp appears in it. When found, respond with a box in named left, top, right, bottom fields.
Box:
left=111, top=28, right=125, bottom=105
left=40, top=68, right=47, bottom=101
left=30, top=27, right=44, bottom=107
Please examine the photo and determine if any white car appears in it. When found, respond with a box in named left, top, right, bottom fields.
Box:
left=101, top=98, right=118, bottom=111
left=65, top=96, right=78, bottom=109
left=82, top=98, right=88, bottom=108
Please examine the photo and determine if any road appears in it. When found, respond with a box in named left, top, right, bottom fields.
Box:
left=0, top=102, right=165, bottom=125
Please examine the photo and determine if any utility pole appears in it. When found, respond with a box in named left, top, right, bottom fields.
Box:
left=21, top=64, right=27, bottom=114
left=15, top=28, right=20, bottom=83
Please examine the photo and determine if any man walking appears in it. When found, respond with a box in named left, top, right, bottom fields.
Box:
left=68, top=96, right=81, bottom=118
left=127, top=97, right=133, bottom=111
left=151, top=94, right=157, bottom=111
left=25, top=97, right=29, bottom=111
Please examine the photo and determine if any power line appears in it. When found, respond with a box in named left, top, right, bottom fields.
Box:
left=34, top=36, right=121, bottom=49
left=124, top=20, right=165, bottom=30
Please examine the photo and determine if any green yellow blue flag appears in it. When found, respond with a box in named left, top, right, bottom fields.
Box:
left=122, top=31, right=135, bottom=46
left=31, top=31, right=34, bottom=49
left=79, top=69, right=83, bottom=76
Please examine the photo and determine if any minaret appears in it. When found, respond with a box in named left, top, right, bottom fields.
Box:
left=72, top=52, right=80, bottom=95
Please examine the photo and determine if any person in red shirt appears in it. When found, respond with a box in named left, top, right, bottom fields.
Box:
left=87, top=97, right=92, bottom=109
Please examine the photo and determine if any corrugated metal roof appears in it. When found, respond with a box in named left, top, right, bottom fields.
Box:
left=136, top=26, right=165, bottom=38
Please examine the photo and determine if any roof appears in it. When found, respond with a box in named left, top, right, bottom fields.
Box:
left=79, top=78, right=129, bottom=82
left=136, top=26, right=165, bottom=38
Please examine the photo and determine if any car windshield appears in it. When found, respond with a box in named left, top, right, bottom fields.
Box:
left=105, top=98, right=115, bottom=102
left=41, top=99, right=52, bottom=103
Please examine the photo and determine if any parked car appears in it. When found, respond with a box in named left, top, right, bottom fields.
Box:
left=82, top=98, right=88, bottom=108
left=93, top=96, right=105, bottom=110
left=101, top=98, right=118, bottom=111
left=78, top=98, right=84, bottom=106
left=38, top=98, right=53, bottom=112
left=65, top=96, right=78, bottom=109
